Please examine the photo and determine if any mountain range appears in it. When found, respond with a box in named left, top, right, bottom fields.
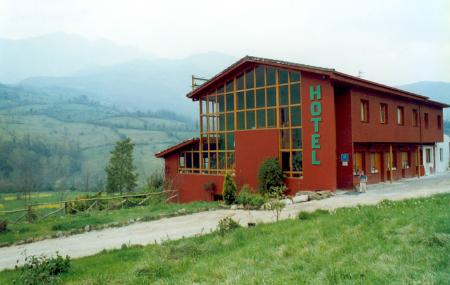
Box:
left=1, top=32, right=449, bottom=119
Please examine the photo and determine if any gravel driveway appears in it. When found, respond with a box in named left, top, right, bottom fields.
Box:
left=1, top=172, right=449, bottom=270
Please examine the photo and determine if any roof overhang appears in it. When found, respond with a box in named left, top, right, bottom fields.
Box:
left=155, top=138, right=199, bottom=158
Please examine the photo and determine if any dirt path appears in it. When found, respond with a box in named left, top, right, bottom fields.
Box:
left=1, top=172, right=449, bottom=270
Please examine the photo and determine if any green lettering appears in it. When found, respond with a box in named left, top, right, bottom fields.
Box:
left=310, top=85, right=321, bottom=100
left=311, top=117, right=322, bottom=132
left=311, top=134, right=320, bottom=149
left=312, top=150, right=321, bottom=165
left=310, top=101, right=322, bottom=116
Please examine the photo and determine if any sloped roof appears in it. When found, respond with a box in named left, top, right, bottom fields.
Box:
left=154, top=138, right=199, bottom=158
left=186, top=56, right=449, bottom=108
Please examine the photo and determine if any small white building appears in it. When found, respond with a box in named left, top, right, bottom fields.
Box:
left=422, top=134, right=450, bottom=175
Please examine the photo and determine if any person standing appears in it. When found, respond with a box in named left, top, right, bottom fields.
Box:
left=359, top=171, right=367, bottom=193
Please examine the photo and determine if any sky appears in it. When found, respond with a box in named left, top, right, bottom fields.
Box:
left=1, top=0, right=449, bottom=85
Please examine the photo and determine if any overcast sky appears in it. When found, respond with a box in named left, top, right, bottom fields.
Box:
left=1, top=0, right=449, bottom=85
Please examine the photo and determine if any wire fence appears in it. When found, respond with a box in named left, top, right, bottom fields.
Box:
left=0, top=190, right=178, bottom=224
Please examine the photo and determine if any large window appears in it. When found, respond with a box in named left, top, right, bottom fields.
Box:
left=196, top=65, right=302, bottom=176
left=401, top=151, right=410, bottom=169
left=424, top=113, right=429, bottom=129
left=178, top=145, right=200, bottom=174
left=353, top=152, right=363, bottom=175
left=437, top=115, right=442, bottom=130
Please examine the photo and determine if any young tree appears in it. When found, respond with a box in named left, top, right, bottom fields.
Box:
left=105, top=138, right=138, bottom=194
left=258, top=157, right=284, bottom=195
left=222, top=173, right=237, bottom=205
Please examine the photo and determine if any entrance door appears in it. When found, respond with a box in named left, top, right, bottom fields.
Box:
left=369, top=152, right=382, bottom=182
left=423, top=146, right=434, bottom=175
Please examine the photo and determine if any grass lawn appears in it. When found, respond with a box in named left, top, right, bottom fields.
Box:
left=2, top=194, right=449, bottom=284
left=0, top=198, right=220, bottom=245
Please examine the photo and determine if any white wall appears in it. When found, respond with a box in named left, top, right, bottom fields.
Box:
left=422, top=134, right=450, bottom=175
left=435, top=134, right=450, bottom=173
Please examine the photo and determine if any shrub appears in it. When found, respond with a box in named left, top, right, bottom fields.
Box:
left=237, top=185, right=267, bottom=209
left=146, top=171, right=164, bottom=190
left=0, top=220, right=8, bottom=232
left=217, top=217, right=241, bottom=236
left=258, top=158, right=285, bottom=196
left=269, top=185, right=287, bottom=199
left=15, top=252, right=70, bottom=285
left=222, top=173, right=237, bottom=205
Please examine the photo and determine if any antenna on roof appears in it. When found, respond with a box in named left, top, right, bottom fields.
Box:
left=192, top=75, right=209, bottom=90
left=358, top=70, right=364, bottom=78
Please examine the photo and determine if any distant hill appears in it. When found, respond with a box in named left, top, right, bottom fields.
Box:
left=0, top=32, right=151, bottom=83
left=20, top=52, right=237, bottom=117
left=397, top=81, right=450, bottom=120
left=0, top=83, right=197, bottom=191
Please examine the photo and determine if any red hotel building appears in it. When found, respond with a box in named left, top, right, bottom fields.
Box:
left=156, top=56, right=448, bottom=202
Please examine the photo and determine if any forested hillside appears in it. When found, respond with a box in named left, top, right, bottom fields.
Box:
left=0, top=84, right=197, bottom=193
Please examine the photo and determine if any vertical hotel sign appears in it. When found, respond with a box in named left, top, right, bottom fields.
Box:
left=310, top=85, right=321, bottom=165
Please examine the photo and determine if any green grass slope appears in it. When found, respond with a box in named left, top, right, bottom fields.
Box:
left=0, top=83, right=197, bottom=188
left=2, top=194, right=449, bottom=284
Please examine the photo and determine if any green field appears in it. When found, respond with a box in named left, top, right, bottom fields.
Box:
left=0, top=84, right=197, bottom=190
left=1, top=194, right=449, bottom=284
left=0, top=191, right=220, bottom=245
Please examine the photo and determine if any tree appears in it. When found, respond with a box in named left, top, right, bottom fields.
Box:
left=105, top=138, right=138, bottom=194
left=258, top=158, right=285, bottom=196
left=222, top=173, right=237, bottom=205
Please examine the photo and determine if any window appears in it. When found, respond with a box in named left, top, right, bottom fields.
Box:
left=353, top=152, right=363, bottom=175
left=424, top=113, right=429, bottom=129
left=380, top=103, right=388, bottom=124
left=425, top=149, right=431, bottom=163
left=439, top=148, right=443, bottom=162
left=401, top=152, right=410, bottom=169
left=360, top=100, right=369, bottom=122
left=197, top=66, right=302, bottom=176
left=369, top=153, right=379, bottom=174
left=397, top=106, right=404, bottom=125
left=437, top=115, right=442, bottom=130
left=393, top=152, right=398, bottom=169
left=412, top=109, right=418, bottom=127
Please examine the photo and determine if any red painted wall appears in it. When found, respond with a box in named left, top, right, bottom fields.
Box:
left=234, top=129, right=279, bottom=191
left=164, top=152, right=224, bottom=203
left=286, top=72, right=337, bottom=193
left=334, top=86, right=354, bottom=188
left=351, top=88, right=443, bottom=143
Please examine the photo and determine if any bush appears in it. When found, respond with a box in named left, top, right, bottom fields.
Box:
left=222, top=173, right=237, bottom=205
left=146, top=171, right=164, bottom=190
left=258, top=158, right=285, bottom=196
left=217, top=217, right=241, bottom=236
left=269, top=185, right=287, bottom=199
left=67, top=193, right=105, bottom=213
left=237, top=185, right=267, bottom=209
left=15, top=252, right=70, bottom=285
left=0, top=220, right=8, bottom=232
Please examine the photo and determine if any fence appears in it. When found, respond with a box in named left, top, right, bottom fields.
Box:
left=0, top=190, right=178, bottom=224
